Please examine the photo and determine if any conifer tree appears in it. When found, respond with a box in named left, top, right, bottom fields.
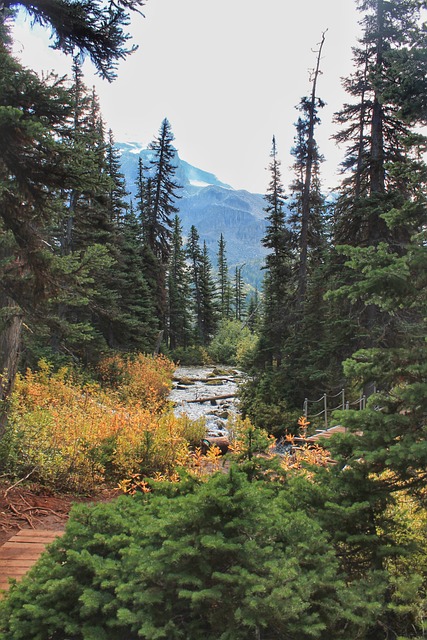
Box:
left=290, top=31, right=327, bottom=305
left=132, top=158, right=162, bottom=338
left=186, top=225, right=203, bottom=342
left=106, top=129, right=128, bottom=225
left=111, top=203, right=155, bottom=352
left=167, top=215, right=191, bottom=350
left=331, top=0, right=427, bottom=361
left=0, top=38, right=75, bottom=413
left=199, top=241, right=218, bottom=344
left=234, top=264, right=246, bottom=322
left=260, top=136, right=294, bottom=367
left=147, top=118, right=181, bottom=263
left=187, top=227, right=217, bottom=345
left=246, top=288, right=260, bottom=333
left=217, top=233, right=232, bottom=319
left=0, top=0, right=145, bottom=419
left=3, top=0, right=145, bottom=81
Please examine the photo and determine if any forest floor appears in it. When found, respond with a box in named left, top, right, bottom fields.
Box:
left=0, top=480, right=119, bottom=546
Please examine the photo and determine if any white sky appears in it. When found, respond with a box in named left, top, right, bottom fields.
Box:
left=12, top=0, right=361, bottom=194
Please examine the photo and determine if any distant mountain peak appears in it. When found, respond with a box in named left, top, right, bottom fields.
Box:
left=116, top=142, right=232, bottom=195
left=116, top=142, right=267, bottom=286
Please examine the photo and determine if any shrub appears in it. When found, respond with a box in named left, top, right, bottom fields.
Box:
left=1, top=357, right=205, bottom=492
left=0, top=469, right=369, bottom=640
left=208, top=319, right=258, bottom=367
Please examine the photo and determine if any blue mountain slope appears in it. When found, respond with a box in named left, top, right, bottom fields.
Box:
left=116, top=143, right=268, bottom=286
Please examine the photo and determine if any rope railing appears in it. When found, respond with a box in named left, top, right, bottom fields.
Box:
left=303, top=389, right=367, bottom=429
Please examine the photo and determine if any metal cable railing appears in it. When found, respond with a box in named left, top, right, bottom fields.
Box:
left=303, top=389, right=367, bottom=429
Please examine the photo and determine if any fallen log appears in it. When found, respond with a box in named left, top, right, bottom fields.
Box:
left=188, top=393, right=236, bottom=404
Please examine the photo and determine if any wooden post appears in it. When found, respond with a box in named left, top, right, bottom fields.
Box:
left=324, top=394, right=328, bottom=429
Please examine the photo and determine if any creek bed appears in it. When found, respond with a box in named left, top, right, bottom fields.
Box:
left=170, top=365, right=244, bottom=438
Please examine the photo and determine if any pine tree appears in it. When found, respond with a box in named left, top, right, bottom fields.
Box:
left=0, top=38, right=75, bottom=415
left=167, top=215, right=191, bottom=350
left=260, top=136, right=294, bottom=367
left=187, top=227, right=217, bottom=345
left=290, top=31, right=327, bottom=305
left=217, top=233, right=232, bottom=319
left=0, top=0, right=145, bottom=419
left=3, top=0, right=146, bottom=81
left=246, top=288, right=260, bottom=333
left=147, top=118, right=181, bottom=264
left=186, top=225, right=203, bottom=343
left=318, top=5, right=427, bottom=632
left=134, top=156, right=164, bottom=337
left=331, top=0, right=427, bottom=362
left=111, top=203, right=155, bottom=352
left=0, top=469, right=368, bottom=639
left=233, top=264, right=246, bottom=322
left=106, top=129, right=128, bottom=226
left=199, top=241, right=218, bottom=345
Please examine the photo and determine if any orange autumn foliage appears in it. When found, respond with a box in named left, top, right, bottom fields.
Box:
left=4, top=357, right=205, bottom=492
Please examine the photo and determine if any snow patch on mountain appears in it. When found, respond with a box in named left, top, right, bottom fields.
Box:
left=115, top=142, right=268, bottom=286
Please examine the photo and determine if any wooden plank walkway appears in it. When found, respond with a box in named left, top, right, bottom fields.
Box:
left=0, top=530, right=63, bottom=595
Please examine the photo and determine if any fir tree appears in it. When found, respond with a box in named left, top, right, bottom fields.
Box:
left=167, top=215, right=191, bottom=350
left=331, top=0, right=427, bottom=361
left=111, top=203, right=155, bottom=352
left=290, top=31, right=327, bottom=305
left=0, top=39, right=74, bottom=414
left=198, top=241, right=218, bottom=345
left=3, top=0, right=146, bottom=81
left=260, top=136, right=294, bottom=367
left=147, top=118, right=181, bottom=264
left=217, top=233, right=232, bottom=319
left=186, top=225, right=203, bottom=343
left=234, top=263, right=246, bottom=322
left=106, top=129, right=128, bottom=226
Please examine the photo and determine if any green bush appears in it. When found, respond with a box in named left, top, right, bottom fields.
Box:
left=0, top=469, right=383, bottom=640
left=208, top=319, right=258, bottom=367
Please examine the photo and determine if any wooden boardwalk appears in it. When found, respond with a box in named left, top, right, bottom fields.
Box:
left=0, top=530, right=63, bottom=595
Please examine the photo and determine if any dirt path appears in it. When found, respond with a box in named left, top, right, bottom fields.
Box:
left=0, top=481, right=119, bottom=546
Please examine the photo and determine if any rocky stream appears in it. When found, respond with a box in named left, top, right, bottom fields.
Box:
left=170, top=365, right=244, bottom=445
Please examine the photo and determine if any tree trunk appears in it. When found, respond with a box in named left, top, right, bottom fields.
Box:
left=297, top=31, right=326, bottom=305
left=0, top=294, right=23, bottom=436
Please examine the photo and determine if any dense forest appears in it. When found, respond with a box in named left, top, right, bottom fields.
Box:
left=1, top=0, right=427, bottom=638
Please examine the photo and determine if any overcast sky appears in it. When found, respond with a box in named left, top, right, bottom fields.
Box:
left=12, top=0, right=361, bottom=194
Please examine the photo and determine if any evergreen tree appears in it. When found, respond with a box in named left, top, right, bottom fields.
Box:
left=290, top=31, right=327, bottom=305
left=246, top=288, right=261, bottom=333
left=133, top=155, right=163, bottom=337
left=111, top=203, right=155, bottom=352
left=234, top=263, right=246, bottom=322
left=106, top=129, right=128, bottom=226
left=217, top=233, right=232, bottom=319
left=186, top=225, right=203, bottom=343
left=186, top=228, right=217, bottom=345
left=331, top=0, right=427, bottom=364
left=260, top=136, right=294, bottom=367
left=49, top=70, right=118, bottom=361
left=0, top=36, right=75, bottom=414
left=0, top=0, right=145, bottom=417
left=147, top=118, right=181, bottom=264
left=3, top=0, right=146, bottom=81
left=198, top=241, right=218, bottom=345
left=0, top=469, right=369, bottom=639
left=167, top=215, right=191, bottom=350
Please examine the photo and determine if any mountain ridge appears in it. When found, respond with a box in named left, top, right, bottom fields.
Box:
left=116, top=143, right=268, bottom=286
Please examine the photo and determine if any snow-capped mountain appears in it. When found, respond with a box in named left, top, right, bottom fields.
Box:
left=116, top=143, right=268, bottom=286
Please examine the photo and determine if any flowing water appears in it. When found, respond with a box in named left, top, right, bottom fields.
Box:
left=170, top=365, right=244, bottom=437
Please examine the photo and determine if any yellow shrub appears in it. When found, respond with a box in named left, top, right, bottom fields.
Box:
left=4, top=356, right=204, bottom=492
